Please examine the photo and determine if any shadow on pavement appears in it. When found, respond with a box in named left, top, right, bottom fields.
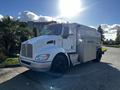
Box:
left=1, top=62, right=120, bottom=90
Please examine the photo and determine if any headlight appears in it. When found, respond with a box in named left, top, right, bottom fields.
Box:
left=35, top=54, right=50, bottom=61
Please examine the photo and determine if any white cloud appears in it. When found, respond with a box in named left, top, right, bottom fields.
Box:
left=101, top=24, right=120, bottom=41
left=0, top=10, right=69, bottom=23
left=0, top=14, right=14, bottom=21
left=9, top=16, right=14, bottom=19
left=0, top=14, right=3, bottom=20
left=18, top=11, right=39, bottom=22
left=18, top=11, right=68, bottom=23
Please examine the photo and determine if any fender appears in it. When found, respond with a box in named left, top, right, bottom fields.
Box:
left=35, top=45, right=70, bottom=63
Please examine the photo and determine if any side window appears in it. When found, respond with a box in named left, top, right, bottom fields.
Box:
left=62, top=26, right=69, bottom=39
left=64, top=27, right=69, bottom=35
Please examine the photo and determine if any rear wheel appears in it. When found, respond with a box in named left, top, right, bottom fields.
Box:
left=93, top=48, right=102, bottom=62
left=50, top=54, right=69, bottom=73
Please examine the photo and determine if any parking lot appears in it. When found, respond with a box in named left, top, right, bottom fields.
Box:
left=0, top=47, right=120, bottom=90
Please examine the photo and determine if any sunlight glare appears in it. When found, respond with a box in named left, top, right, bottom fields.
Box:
left=59, top=0, right=83, bottom=18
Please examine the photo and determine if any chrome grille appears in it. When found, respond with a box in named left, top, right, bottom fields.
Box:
left=21, top=44, right=26, bottom=57
left=27, top=44, right=33, bottom=58
left=21, top=44, right=33, bottom=58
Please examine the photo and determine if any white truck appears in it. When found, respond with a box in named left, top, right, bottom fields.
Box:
left=19, top=23, right=103, bottom=73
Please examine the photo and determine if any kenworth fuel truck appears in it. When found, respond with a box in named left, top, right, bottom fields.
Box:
left=19, top=23, right=103, bottom=73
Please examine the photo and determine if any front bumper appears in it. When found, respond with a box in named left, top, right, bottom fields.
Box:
left=20, top=59, right=52, bottom=71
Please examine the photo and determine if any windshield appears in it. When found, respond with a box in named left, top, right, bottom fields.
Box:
left=41, top=24, right=62, bottom=35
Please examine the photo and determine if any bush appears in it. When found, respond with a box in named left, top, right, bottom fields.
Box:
left=105, top=45, right=120, bottom=48
left=2, top=58, right=19, bottom=65
left=102, top=47, right=107, bottom=52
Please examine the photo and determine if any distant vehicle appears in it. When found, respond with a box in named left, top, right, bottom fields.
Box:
left=19, top=23, right=103, bottom=73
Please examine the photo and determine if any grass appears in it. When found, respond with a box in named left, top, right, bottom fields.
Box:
left=1, top=57, right=19, bottom=65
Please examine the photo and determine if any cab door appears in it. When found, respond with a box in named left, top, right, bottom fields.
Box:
left=62, top=26, right=76, bottom=53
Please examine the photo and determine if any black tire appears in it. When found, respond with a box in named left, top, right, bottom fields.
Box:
left=93, top=48, right=102, bottom=62
left=50, top=54, right=69, bottom=73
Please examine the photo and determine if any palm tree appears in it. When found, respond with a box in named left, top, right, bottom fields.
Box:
left=0, top=16, right=31, bottom=56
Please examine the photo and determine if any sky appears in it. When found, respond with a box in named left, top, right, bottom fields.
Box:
left=0, top=0, right=120, bottom=26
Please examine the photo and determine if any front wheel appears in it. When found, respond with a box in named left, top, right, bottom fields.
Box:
left=50, top=54, right=69, bottom=73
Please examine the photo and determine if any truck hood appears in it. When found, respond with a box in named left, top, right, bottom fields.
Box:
left=23, top=35, right=60, bottom=43
left=23, top=35, right=62, bottom=51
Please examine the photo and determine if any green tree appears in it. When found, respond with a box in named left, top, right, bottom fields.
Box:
left=98, top=25, right=105, bottom=42
left=115, top=34, right=120, bottom=44
left=0, top=16, right=31, bottom=56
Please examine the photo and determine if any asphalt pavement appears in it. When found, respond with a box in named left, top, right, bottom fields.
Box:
left=0, top=47, right=120, bottom=90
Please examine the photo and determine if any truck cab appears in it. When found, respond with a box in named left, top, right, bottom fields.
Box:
left=19, top=23, right=102, bottom=73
